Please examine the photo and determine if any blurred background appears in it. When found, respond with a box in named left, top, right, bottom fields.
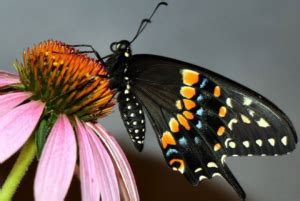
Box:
left=0, top=0, right=299, bottom=200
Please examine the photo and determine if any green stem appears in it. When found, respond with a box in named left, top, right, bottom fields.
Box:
left=0, top=137, right=37, bottom=201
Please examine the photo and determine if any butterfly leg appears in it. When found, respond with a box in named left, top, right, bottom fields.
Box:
left=68, top=44, right=107, bottom=64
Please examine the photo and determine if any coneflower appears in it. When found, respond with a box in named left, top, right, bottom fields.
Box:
left=0, top=40, right=139, bottom=201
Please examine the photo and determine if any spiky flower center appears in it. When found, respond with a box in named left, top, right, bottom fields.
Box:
left=15, top=40, right=114, bottom=121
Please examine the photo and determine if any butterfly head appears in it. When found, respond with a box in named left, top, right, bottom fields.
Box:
left=110, top=40, right=132, bottom=58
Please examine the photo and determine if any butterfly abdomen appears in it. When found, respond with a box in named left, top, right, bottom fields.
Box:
left=118, top=89, right=146, bottom=151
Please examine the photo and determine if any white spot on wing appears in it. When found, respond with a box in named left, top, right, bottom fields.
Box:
left=248, top=109, right=255, bottom=117
left=229, top=141, right=236, bottom=148
left=225, top=138, right=233, bottom=148
left=243, top=141, right=250, bottom=148
left=281, top=136, right=288, bottom=146
left=256, top=118, right=270, bottom=128
left=256, top=139, right=263, bottom=147
left=226, top=98, right=233, bottom=108
left=199, top=175, right=208, bottom=181
left=194, top=168, right=202, bottom=173
left=228, top=118, right=238, bottom=130
left=207, top=162, right=218, bottom=168
left=268, top=138, right=275, bottom=146
left=243, top=97, right=252, bottom=106
left=221, top=155, right=227, bottom=164
left=212, top=173, right=222, bottom=177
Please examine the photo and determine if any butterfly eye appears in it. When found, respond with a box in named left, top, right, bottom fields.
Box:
left=110, top=40, right=131, bottom=56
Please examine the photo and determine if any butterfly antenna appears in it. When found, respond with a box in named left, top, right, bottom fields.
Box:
left=130, top=1, right=168, bottom=44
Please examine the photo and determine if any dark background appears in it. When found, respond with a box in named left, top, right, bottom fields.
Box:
left=0, top=0, right=299, bottom=200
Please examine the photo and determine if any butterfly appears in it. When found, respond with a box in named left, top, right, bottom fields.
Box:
left=73, top=2, right=297, bottom=200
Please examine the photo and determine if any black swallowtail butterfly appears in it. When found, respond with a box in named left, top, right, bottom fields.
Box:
left=72, top=2, right=297, bottom=200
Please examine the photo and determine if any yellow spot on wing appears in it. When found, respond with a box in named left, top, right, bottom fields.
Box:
left=214, top=86, right=221, bottom=97
left=176, top=100, right=183, bottom=110
left=180, top=87, right=196, bottom=99
left=183, top=99, right=196, bottom=110
left=241, top=114, right=251, bottom=124
left=169, top=118, right=179, bottom=133
left=161, top=131, right=176, bottom=149
left=177, top=114, right=191, bottom=130
left=181, top=69, right=200, bottom=86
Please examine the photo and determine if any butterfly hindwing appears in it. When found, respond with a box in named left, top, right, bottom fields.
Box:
left=132, top=76, right=246, bottom=198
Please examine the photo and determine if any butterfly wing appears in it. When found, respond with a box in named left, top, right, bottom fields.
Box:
left=124, top=54, right=297, bottom=199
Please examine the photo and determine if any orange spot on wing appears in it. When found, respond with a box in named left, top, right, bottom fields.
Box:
left=214, top=143, right=222, bottom=151
left=183, top=99, right=196, bottom=110
left=214, top=86, right=221, bottom=97
left=169, top=118, right=179, bottom=133
left=217, top=126, right=225, bottom=136
left=218, top=106, right=227, bottom=117
left=183, top=111, right=194, bottom=120
left=180, top=87, right=196, bottom=99
left=169, top=159, right=185, bottom=174
left=181, top=69, right=200, bottom=86
left=177, top=114, right=191, bottom=130
left=161, top=131, right=177, bottom=149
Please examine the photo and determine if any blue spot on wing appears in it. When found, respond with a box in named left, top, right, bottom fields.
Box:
left=197, top=94, right=204, bottom=102
left=196, top=108, right=204, bottom=116
left=166, top=148, right=179, bottom=157
left=196, top=121, right=202, bottom=129
left=199, top=78, right=208, bottom=88
left=178, top=137, right=187, bottom=146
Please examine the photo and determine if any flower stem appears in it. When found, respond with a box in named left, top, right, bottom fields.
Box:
left=0, top=137, right=37, bottom=201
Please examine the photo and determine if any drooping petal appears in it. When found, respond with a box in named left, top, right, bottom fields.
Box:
left=80, top=120, right=120, bottom=201
left=0, top=71, right=20, bottom=87
left=34, top=115, right=77, bottom=201
left=87, top=123, right=140, bottom=201
left=0, top=100, right=45, bottom=163
left=76, top=118, right=101, bottom=201
left=0, top=92, right=32, bottom=116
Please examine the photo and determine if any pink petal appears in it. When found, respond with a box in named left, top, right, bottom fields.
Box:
left=34, top=115, right=77, bottom=201
left=0, top=92, right=32, bottom=116
left=88, top=123, right=140, bottom=201
left=76, top=119, right=101, bottom=201
left=0, top=71, right=20, bottom=87
left=78, top=119, right=120, bottom=201
left=0, top=100, right=45, bottom=163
